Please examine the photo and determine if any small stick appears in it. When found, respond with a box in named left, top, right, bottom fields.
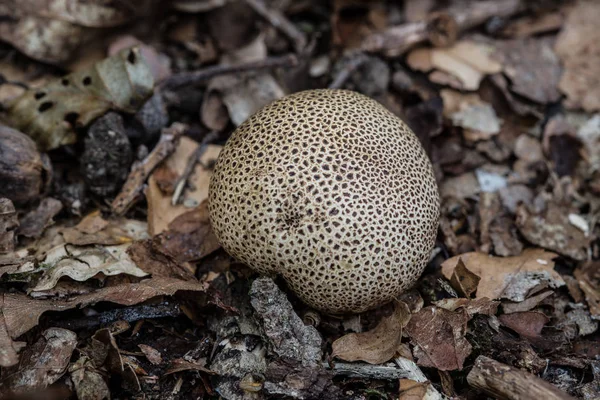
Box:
left=467, top=356, right=577, bottom=400
left=361, top=0, right=524, bottom=57
left=53, top=302, right=181, bottom=331
left=328, top=53, right=369, bottom=89
left=111, top=123, right=186, bottom=215
left=171, top=131, right=220, bottom=206
left=244, top=0, right=307, bottom=52
left=161, top=54, right=298, bottom=90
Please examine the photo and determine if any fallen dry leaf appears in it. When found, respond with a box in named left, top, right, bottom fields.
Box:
left=398, top=378, right=429, bottom=400
left=449, top=258, right=480, bottom=297
left=441, top=249, right=563, bottom=301
left=60, top=212, right=149, bottom=246
left=127, top=239, right=195, bottom=280
left=493, top=36, right=562, bottom=104
left=555, top=0, right=600, bottom=111
left=516, top=202, right=589, bottom=261
left=146, top=138, right=222, bottom=235
left=138, top=344, right=163, bottom=365
left=1, top=328, right=77, bottom=394
left=405, top=306, right=471, bottom=371
left=434, top=297, right=499, bottom=317
left=502, top=290, right=554, bottom=314
left=1, top=276, right=207, bottom=339
left=16, top=197, right=63, bottom=238
left=69, top=355, right=111, bottom=400
left=0, top=296, right=25, bottom=367
left=27, top=243, right=148, bottom=292
left=408, top=40, right=502, bottom=91
left=574, top=262, right=600, bottom=319
left=332, top=301, right=411, bottom=364
left=7, top=47, right=154, bottom=151
left=498, top=311, right=549, bottom=340
left=152, top=200, right=220, bottom=263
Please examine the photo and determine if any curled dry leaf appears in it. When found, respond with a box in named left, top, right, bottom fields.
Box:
left=441, top=249, right=563, bottom=301
left=7, top=47, right=154, bottom=151
left=1, top=276, right=207, bottom=339
left=59, top=211, right=149, bottom=246
left=574, top=262, right=600, bottom=319
left=26, top=243, right=149, bottom=292
left=1, top=328, right=77, bottom=394
left=0, top=0, right=150, bottom=64
left=405, top=306, right=471, bottom=371
left=449, top=258, right=480, bottom=297
left=332, top=301, right=411, bottom=365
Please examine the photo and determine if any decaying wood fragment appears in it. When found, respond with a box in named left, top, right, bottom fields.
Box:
left=467, top=356, right=577, bottom=400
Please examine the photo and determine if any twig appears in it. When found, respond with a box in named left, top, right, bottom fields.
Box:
left=244, top=0, right=307, bottom=52
left=361, top=0, right=524, bottom=57
left=325, top=361, right=414, bottom=380
left=111, top=123, right=186, bottom=215
left=328, top=53, right=369, bottom=89
left=161, top=54, right=298, bottom=90
left=467, top=356, right=577, bottom=400
left=53, top=302, right=181, bottom=331
left=171, top=131, right=220, bottom=206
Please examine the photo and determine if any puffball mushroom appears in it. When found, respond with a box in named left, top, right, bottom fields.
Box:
left=208, top=89, right=440, bottom=314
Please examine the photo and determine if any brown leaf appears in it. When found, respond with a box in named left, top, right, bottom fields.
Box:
left=1, top=328, right=77, bottom=394
left=398, top=379, right=429, bottom=400
left=405, top=306, right=471, bottom=371
left=516, top=202, right=589, bottom=261
left=2, top=277, right=207, bottom=339
left=0, top=296, right=25, bottom=367
left=332, top=301, right=411, bottom=364
left=555, top=0, right=600, bottom=111
left=441, top=249, right=563, bottom=301
left=502, top=290, right=554, bottom=314
left=17, top=197, right=63, bottom=238
left=450, top=258, right=481, bottom=297
left=493, top=36, right=561, bottom=104
left=152, top=200, right=220, bottom=263
left=165, top=358, right=215, bottom=375
left=574, top=262, right=600, bottom=319
left=498, top=311, right=549, bottom=339
left=127, top=239, right=195, bottom=280
left=146, top=138, right=222, bottom=235
left=60, top=211, right=149, bottom=246
left=138, top=344, right=163, bottom=365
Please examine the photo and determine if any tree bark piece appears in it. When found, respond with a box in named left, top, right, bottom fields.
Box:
left=467, top=356, right=576, bottom=400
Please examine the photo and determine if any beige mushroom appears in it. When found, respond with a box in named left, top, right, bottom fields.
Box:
left=209, top=89, right=440, bottom=314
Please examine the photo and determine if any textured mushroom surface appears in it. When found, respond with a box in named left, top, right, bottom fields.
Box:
left=209, top=89, right=440, bottom=314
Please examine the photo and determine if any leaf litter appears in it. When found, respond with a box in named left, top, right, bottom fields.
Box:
left=0, top=1, right=598, bottom=399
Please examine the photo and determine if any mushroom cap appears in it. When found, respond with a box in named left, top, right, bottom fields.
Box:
left=208, top=89, right=440, bottom=314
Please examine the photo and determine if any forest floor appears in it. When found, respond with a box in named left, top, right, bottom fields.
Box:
left=0, top=1, right=599, bottom=399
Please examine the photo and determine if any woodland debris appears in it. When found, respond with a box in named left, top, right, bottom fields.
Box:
left=162, top=53, right=297, bottom=90
left=16, top=197, right=62, bottom=239
left=112, top=123, right=186, bottom=215
left=331, top=301, right=411, bottom=364
left=467, top=355, right=577, bottom=400
left=361, top=0, right=523, bottom=57
left=0, top=125, right=52, bottom=205
left=441, top=249, right=563, bottom=301
left=146, top=137, right=222, bottom=235
left=6, top=47, right=154, bottom=151
left=1, top=328, right=77, bottom=395
left=555, top=0, right=600, bottom=111
left=0, top=198, right=18, bottom=254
